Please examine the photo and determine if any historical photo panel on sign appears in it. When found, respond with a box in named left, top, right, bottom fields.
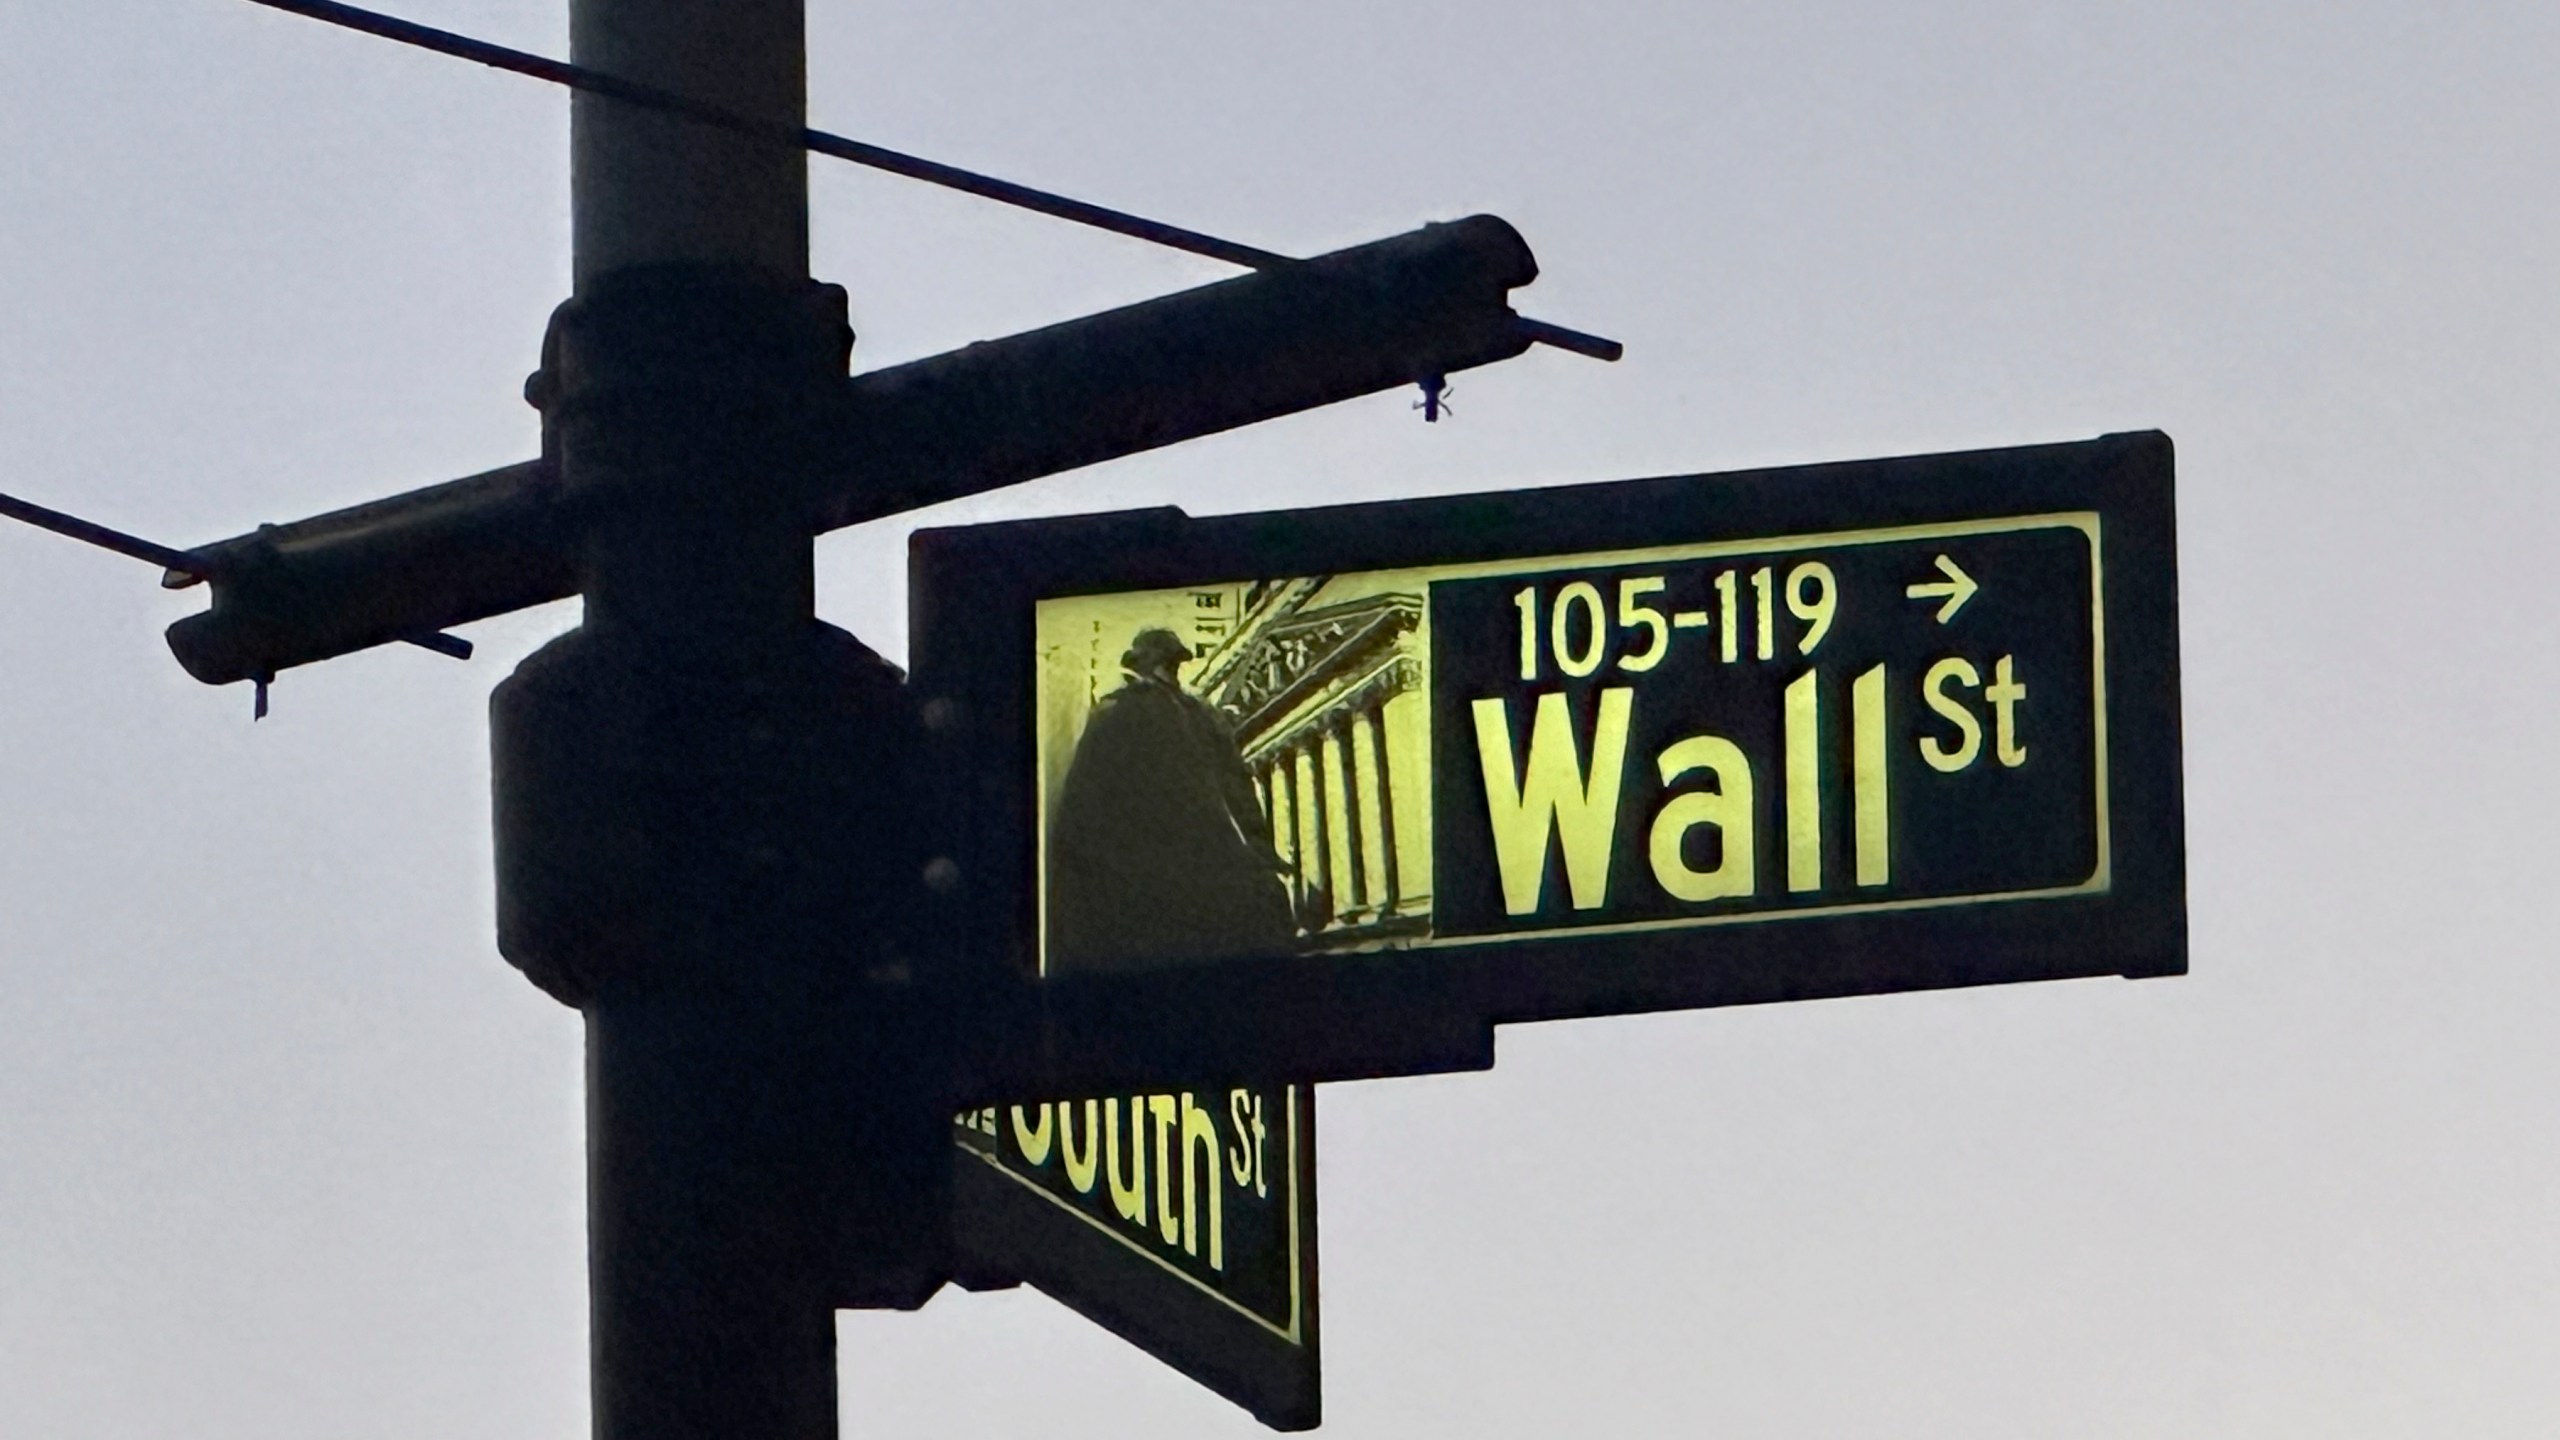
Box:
left=1036, top=574, right=1439, bottom=972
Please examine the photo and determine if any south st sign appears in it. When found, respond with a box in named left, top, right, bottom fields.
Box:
left=911, top=431, right=2185, bottom=1428
left=951, top=1084, right=1320, bottom=1426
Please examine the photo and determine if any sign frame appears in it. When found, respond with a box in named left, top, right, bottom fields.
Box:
left=911, top=430, right=2185, bottom=1036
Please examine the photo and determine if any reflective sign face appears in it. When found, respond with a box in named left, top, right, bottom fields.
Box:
left=1431, top=515, right=2107, bottom=940
left=1030, top=514, right=2110, bottom=962
left=916, top=431, right=2183, bottom=1026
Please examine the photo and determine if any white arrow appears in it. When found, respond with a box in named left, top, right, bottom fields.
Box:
left=1905, top=553, right=1979, bottom=624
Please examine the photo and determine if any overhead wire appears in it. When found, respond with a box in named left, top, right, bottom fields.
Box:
left=237, top=0, right=1622, bottom=361
left=0, top=489, right=473, bottom=664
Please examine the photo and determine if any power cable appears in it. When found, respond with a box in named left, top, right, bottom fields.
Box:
left=0, top=487, right=473, bottom=666
left=237, top=0, right=1622, bottom=361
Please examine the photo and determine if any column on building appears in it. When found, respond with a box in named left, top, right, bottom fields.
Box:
left=1348, top=707, right=1394, bottom=915
left=1292, top=746, right=1327, bottom=927
left=1380, top=688, right=1432, bottom=916
left=1263, top=759, right=1295, bottom=909
left=1319, top=725, right=1361, bottom=924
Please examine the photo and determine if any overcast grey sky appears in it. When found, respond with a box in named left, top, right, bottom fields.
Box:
left=4, top=1, right=2555, bottom=1436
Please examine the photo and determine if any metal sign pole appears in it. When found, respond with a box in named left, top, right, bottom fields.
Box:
left=492, top=3, right=938, bottom=1437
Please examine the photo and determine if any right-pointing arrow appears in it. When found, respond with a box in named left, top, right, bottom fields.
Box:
left=1906, top=553, right=1979, bottom=624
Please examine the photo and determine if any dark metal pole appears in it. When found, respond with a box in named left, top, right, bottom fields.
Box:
left=567, top=0, right=806, bottom=284
left=492, top=5, right=943, bottom=1438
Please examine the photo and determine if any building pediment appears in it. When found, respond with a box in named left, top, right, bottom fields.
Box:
left=1208, top=590, right=1421, bottom=749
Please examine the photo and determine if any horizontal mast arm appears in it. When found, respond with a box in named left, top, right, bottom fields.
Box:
left=166, top=217, right=1542, bottom=686
left=815, top=215, right=1537, bottom=529
left=165, top=460, right=574, bottom=684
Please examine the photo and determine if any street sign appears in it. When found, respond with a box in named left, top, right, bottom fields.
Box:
left=914, top=430, right=2182, bottom=1012
left=952, top=1084, right=1321, bottom=1429
left=914, top=430, right=2184, bottom=1425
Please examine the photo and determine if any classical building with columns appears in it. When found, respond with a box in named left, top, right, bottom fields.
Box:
left=1188, top=573, right=1436, bottom=951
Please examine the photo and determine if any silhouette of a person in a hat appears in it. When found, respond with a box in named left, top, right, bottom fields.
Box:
left=1047, top=628, right=1296, bottom=972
